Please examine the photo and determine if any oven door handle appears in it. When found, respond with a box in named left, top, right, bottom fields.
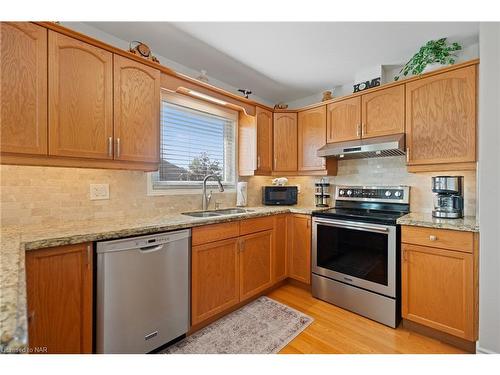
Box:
left=314, top=219, right=390, bottom=234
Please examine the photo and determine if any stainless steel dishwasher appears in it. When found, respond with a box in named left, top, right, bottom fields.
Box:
left=96, top=229, right=190, bottom=353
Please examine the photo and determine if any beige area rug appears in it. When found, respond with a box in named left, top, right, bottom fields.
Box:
left=163, top=296, right=313, bottom=354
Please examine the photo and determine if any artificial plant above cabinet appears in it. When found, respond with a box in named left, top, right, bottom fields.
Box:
left=405, top=65, right=476, bottom=172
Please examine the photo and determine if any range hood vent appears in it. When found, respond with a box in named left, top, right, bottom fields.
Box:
left=317, top=133, right=406, bottom=160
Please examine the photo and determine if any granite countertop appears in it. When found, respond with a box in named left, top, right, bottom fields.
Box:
left=397, top=212, right=479, bottom=232
left=0, top=205, right=325, bottom=353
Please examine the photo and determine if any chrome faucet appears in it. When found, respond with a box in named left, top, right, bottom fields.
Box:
left=202, top=174, right=224, bottom=210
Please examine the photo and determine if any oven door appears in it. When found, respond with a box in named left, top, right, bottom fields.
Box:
left=312, top=217, right=396, bottom=298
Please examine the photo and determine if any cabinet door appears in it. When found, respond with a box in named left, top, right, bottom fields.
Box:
left=239, top=230, right=273, bottom=301
left=48, top=31, right=113, bottom=159
left=273, top=214, right=288, bottom=282
left=402, top=243, right=475, bottom=340
left=287, top=214, right=312, bottom=284
left=114, top=55, right=160, bottom=163
left=1, top=22, right=47, bottom=155
left=361, top=85, right=405, bottom=138
left=26, top=243, right=92, bottom=353
left=405, top=66, right=476, bottom=166
left=273, top=112, right=297, bottom=172
left=256, top=107, right=273, bottom=174
left=298, top=106, right=327, bottom=171
left=326, top=97, right=361, bottom=143
left=191, top=238, right=239, bottom=325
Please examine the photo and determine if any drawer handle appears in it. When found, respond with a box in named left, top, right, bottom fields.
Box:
left=429, top=235, right=437, bottom=241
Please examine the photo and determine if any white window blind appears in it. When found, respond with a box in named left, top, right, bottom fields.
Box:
left=152, top=101, right=236, bottom=189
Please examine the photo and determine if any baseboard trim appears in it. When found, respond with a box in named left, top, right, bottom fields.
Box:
left=402, top=319, right=476, bottom=353
left=476, top=344, right=499, bottom=354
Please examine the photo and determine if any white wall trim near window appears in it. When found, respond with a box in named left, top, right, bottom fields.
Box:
left=148, top=90, right=238, bottom=196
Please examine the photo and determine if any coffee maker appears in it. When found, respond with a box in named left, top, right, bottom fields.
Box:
left=431, top=176, right=464, bottom=219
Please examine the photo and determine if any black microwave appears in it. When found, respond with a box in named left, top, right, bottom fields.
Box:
left=262, top=186, right=298, bottom=205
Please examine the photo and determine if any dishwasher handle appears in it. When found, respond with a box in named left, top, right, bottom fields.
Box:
left=139, top=244, right=164, bottom=253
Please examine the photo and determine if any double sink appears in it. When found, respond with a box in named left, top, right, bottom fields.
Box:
left=182, top=208, right=255, bottom=218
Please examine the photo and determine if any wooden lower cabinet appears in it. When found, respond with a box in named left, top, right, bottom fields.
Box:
left=402, top=228, right=478, bottom=341
left=287, top=214, right=312, bottom=284
left=191, top=238, right=240, bottom=325
left=273, top=215, right=288, bottom=282
left=239, top=230, right=273, bottom=301
left=26, top=243, right=92, bottom=354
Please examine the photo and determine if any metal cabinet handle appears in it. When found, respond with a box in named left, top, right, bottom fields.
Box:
left=240, top=239, right=245, bottom=252
left=429, top=235, right=437, bottom=241
left=257, top=156, right=261, bottom=169
left=116, top=138, right=121, bottom=158
left=362, top=123, right=366, bottom=135
left=406, top=148, right=410, bottom=163
left=107, top=137, right=113, bottom=157
left=356, top=124, right=360, bottom=137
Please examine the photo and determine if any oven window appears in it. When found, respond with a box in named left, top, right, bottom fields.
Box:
left=316, top=224, right=388, bottom=286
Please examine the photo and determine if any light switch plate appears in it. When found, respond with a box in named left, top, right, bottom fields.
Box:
left=90, top=184, right=110, bottom=200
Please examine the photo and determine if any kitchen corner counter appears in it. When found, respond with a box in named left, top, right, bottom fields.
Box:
left=0, top=205, right=325, bottom=353
left=397, top=213, right=479, bottom=233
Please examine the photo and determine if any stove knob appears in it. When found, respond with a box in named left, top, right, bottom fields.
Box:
left=347, top=190, right=352, bottom=196
left=385, top=190, right=392, bottom=197
left=394, top=191, right=402, bottom=198
left=339, top=189, right=345, bottom=196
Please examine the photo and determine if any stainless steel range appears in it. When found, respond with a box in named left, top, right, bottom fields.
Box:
left=311, top=185, right=410, bottom=328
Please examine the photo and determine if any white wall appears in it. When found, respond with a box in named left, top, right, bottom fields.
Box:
left=477, top=22, right=500, bottom=354
left=60, top=22, right=273, bottom=106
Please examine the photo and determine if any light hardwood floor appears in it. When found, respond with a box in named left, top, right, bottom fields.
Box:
left=267, top=283, right=466, bottom=354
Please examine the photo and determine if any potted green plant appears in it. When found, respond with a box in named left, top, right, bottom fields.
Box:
left=394, top=38, right=462, bottom=81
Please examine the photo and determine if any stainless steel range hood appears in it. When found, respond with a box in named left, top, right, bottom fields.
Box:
left=317, top=133, right=406, bottom=160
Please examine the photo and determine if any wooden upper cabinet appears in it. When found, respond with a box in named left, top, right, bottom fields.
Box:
left=405, top=65, right=476, bottom=167
left=273, top=112, right=298, bottom=172
left=402, top=243, right=475, bottom=340
left=114, top=54, right=160, bottom=163
left=26, top=243, right=92, bottom=353
left=239, top=230, right=274, bottom=301
left=0, top=22, right=47, bottom=155
left=298, top=106, right=327, bottom=171
left=256, top=107, right=273, bottom=174
left=48, top=31, right=113, bottom=159
left=361, top=85, right=405, bottom=138
left=327, top=96, right=361, bottom=143
left=191, top=238, right=240, bottom=325
left=287, top=214, right=312, bottom=285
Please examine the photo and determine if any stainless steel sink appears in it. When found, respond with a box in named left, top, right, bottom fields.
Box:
left=214, top=208, right=251, bottom=215
left=182, top=211, right=222, bottom=218
left=182, top=208, right=254, bottom=218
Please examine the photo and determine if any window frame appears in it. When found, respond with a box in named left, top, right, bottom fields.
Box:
left=148, top=90, right=239, bottom=195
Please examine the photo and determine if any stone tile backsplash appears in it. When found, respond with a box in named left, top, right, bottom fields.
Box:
left=0, top=156, right=476, bottom=226
left=242, top=156, right=477, bottom=216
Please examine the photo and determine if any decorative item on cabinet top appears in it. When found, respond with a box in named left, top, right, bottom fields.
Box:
left=274, top=103, right=289, bottom=110
left=128, top=41, right=159, bottom=63
left=394, top=38, right=462, bottom=81
left=238, top=89, right=252, bottom=99
left=353, top=77, right=381, bottom=93
left=322, top=91, right=333, bottom=102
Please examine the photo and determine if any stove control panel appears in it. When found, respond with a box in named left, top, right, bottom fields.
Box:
left=336, top=186, right=410, bottom=204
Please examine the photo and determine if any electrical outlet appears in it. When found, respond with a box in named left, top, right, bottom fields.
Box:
left=90, top=184, right=109, bottom=200
left=296, top=184, right=301, bottom=193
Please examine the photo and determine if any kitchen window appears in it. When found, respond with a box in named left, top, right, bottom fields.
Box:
left=149, top=91, right=237, bottom=193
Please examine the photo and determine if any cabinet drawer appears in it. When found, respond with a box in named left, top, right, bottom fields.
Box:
left=402, top=226, right=474, bottom=253
left=192, top=222, right=240, bottom=246
left=240, top=216, right=274, bottom=236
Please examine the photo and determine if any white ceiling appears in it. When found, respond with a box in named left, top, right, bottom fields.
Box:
left=86, top=22, right=479, bottom=103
